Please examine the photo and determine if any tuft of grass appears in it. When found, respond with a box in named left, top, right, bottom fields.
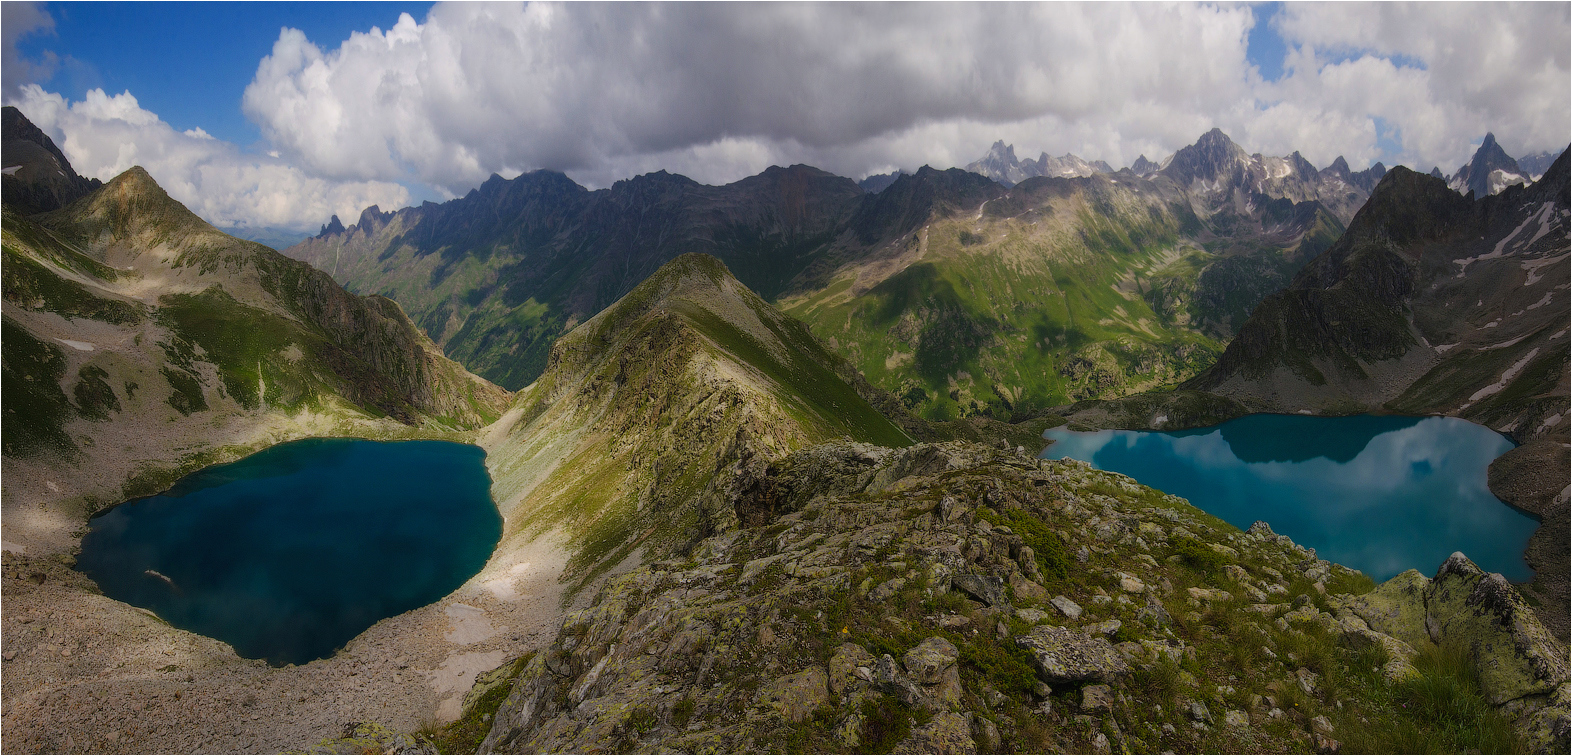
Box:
left=859, top=694, right=929, bottom=754
left=1130, top=656, right=1183, bottom=708
left=1170, top=535, right=1227, bottom=574
left=1325, top=570, right=1376, bottom=596
left=1338, top=642, right=1522, bottom=755
left=976, top=505, right=1071, bottom=584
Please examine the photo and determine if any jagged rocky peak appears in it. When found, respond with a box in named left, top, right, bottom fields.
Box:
left=1516, top=150, right=1562, bottom=180
left=1430, top=166, right=1446, bottom=179
left=1450, top=132, right=1530, bottom=198
left=1322, top=155, right=1353, bottom=182
left=317, top=214, right=345, bottom=238
left=964, top=140, right=1108, bottom=186
left=1129, top=154, right=1160, bottom=176
left=355, top=204, right=393, bottom=233
left=1160, top=127, right=1251, bottom=186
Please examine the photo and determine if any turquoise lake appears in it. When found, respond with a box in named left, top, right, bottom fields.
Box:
left=77, top=438, right=501, bottom=666
left=1041, top=414, right=1539, bottom=582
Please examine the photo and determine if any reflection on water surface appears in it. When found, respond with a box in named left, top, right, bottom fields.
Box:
left=1041, top=415, right=1537, bottom=582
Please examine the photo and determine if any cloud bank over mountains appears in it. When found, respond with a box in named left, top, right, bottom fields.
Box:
left=10, top=84, right=409, bottom=232
left=5, top=1, right=1569, bottom=231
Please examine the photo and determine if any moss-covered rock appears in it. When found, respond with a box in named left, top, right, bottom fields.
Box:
left=1343, top=568, right=1432, bottom=650
left=1425, top=552, right=1570, bottom=706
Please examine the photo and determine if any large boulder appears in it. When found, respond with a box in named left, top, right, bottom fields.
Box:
left=1424, top=553, right=1569, bottom=705
left=1341, top=568, right=1432, bottom=650
left=952, top=575, right=1008, bottom=607
left=903, top=637, right=963, bottom=709
left=894, top=711, right=976, bottom=754
left=759, top=666, right=830, bottom=723
left=1014, top=625, right=1130, bottom=683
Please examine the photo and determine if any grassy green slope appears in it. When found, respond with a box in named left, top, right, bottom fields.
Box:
left=483, top=253, right=911, bottom=595
left=785, top=182, right=1232, bottom=421
left=2, top=168, right=512, bottom=555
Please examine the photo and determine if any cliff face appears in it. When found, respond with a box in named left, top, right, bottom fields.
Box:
left=2, top=165, right=509, bottom=556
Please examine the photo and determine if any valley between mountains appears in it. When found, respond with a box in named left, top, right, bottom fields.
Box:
left=2, top=103, right=1568, bottom=754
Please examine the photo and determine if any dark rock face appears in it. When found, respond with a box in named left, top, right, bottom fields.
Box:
left=1, top=106, right=102, bottom=214
left=858, top=171, right=904, bottom=194
left=951, top=574, right=1007, bottom=607
left=1187, top=152, right=1570, bottom=446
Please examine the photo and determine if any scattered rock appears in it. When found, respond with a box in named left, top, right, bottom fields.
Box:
left=1188, top=700, right=1212, bottom=723
left=1137, top=595, right=1172, bottom=627
left=903, top=637, right=959, bottom=686
left=1296, top=668, right=1319, bottom=695
left=894, top=711, right=975, bottom=754
left=1009, top=573, right=1050, bottom=603
left=952, top=575, right=1007, bottom=607
left=1224, top=709, right=1249, bottom=728
left=1080, top=683, right=1114, bottom=712
left=1050, top=596, right=1083, bottom=620
left=871, top=577, right=907, bottom=602
left=1014, top=608, right=1049, bottom=624
left=1187, top=587, right=1231, bottom=603
left=759, top=666, right=830, bottom=723
left=1342, top=569, right=1431, bottom=649
left=1090, top=731, right=1112, bottom=754
left=829, top=643, right=875, bottom=695
left=1084, top=619, right=1122, bottom=638
left=1015, top=625, right=1130, bottom=683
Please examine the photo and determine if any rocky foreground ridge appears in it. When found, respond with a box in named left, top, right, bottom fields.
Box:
left=314, top=441, right=1569, bottom=754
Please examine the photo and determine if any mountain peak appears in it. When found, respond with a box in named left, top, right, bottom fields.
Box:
left=65, top=166, right=214, bottom=245
left=2, top=106, right=104, bottom=213
left=1451, top=132, right=1527, bottom=198
left=1197, top=127, right=1233, bottom=147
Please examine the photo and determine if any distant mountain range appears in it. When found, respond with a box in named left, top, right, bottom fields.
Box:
left=963, top=132, right=1557, bottom=202
left=963, top=140, right=1114, bottom=186
left=857, top=171, right=904, bottom=194
left=1189, top=148, right=1570, bottom=443
left=285, top=128, right=1364, bottom=422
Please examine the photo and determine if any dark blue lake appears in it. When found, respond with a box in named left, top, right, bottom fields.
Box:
left=78, top=438, right=501, bottom=666
left=1041, top=414, right=1539, bottom=582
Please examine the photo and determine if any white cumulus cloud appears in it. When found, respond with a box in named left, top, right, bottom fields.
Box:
left=240, top=2, right=1265, bottom=190
left=238, top=1, right=1567, bottom=193
left=9, top=85, right=410, bottom=233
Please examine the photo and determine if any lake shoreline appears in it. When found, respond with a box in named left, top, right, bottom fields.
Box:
left=1, top=423, right=600, bottom=753
left=1043, top=409, right=1569, bottom=642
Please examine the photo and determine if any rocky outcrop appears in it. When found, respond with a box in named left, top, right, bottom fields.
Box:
left=459, top=441, right=1555, bottom=753
left=1330, top=552, right=1571, bottom=752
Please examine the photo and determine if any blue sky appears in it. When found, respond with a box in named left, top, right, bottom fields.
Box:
left=1244, top=1, right=1286, bottom=82
left=16, top=2, right=432, bottom=149
left=5, top=2, right=1566, bottom=232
